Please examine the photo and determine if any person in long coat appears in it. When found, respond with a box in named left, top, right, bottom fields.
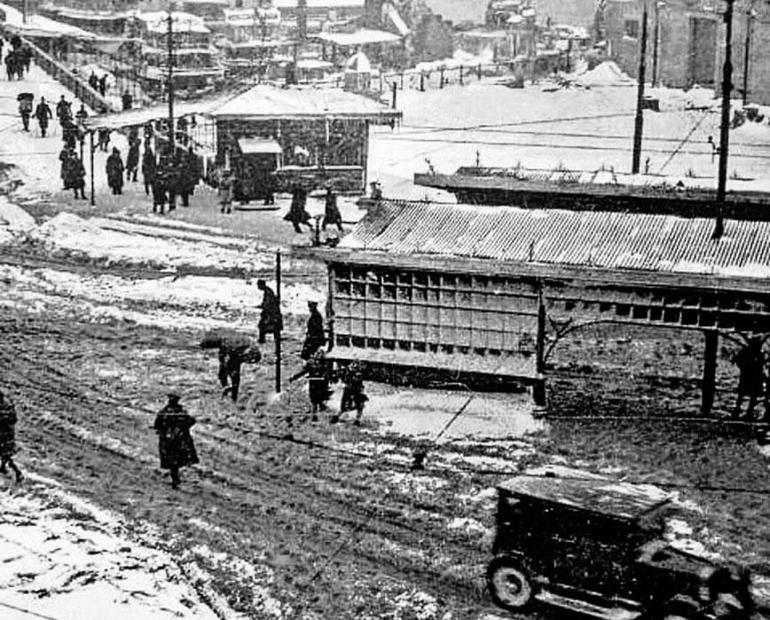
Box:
left=0, top=390, right=23, bottom=482
left=733, top=336, right=765, bottom=420
left=200, top=329, right=261, bottom=402
left=284, top=185, right=311, bottom=233
left=333, top=362, right=368, bottom=426
left=59, top=145, right=72, bottom=189
left=65, top=152, right=87, bottom=200
left=152, top=168, right=168, bottom=214
left=257, top=279, right=282, bottom=344
left=142, top=146, right=156, bottom=196
left=152, top=394, right=198, bottom=489
left=322, top=186, right=343, bottom=232
left=34, top=97, right=52, bottom=138
left=300, top=300, right=326, bottom=360
left=126, top=138, right=140, bottom=182
left=218, top=169, right=233, bottom=214
left=106, top=147, right=124, bottom=195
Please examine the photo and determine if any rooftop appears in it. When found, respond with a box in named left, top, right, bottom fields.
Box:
left=334, top=200, right=770, bottom=284
left=498, top=476, right=671, bottom=521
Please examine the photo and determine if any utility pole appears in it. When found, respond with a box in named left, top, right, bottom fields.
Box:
left=742, top=2, right=755, bottom=106
left=651, top=1, right=661, bottom=87
left=22, top=0, right=28, bottom=24
left=167, top=6, right=175, bottom=158
left=631, top=1, right=649, bottom=174
left=713, top=0, right=735, bottom=240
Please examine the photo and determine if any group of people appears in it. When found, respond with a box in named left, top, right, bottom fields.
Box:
left=3, top=36, right=32, bottom=81
left=283, top=184, right=343, bottom=236
left=87, top=71, right=110, bottom=98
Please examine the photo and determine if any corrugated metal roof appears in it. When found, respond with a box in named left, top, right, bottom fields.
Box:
left=339, top=201, right=770, bottom=280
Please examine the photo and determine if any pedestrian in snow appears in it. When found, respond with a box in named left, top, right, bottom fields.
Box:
left=59, top=144, right=72, bottom=188
left=34, top=97, right=52, bottom=137
left=142, top=146, right=156, bottom=196
left=733, top=336, right=765, bottom=420
left=56, top=95, right=71, bottom=130
left=180, top=147, right=200, bottom=206
left=121, top=90, right=132, bottom=111
left=75, top=103, right=88, bottom=127
left=257, top=279, right=282, bottom=344
left=106, top=147, right=124, bottom=195
left=65, top=151, right=87, bottom=200
left=322, top=185, right=343, bottom=232
left=5, top=52, right=15, bottom=81
left=18, top=94, right=32, bottom=131
left=218, top=169, right=233, bottom=214
left=98, top=74, right=108, bottom=97
left=88, top=71, right=98, bottom=91
left=61, top=117, right=78, bottom=150
left=152, top=168, right=168, bottom=214
left=152, top=394, right=198, bottom=489
left=300, top=300, right=326, bottom=360
left=0, top=390, right=23, bottom=483
left=200, top=329, right=262, bottom=402
left=333, top=362, right=368, bottom=426
left=97, top=127, right=110, bottom=152
left=284, top=185, right=311, bottom=233
left=20, top=45, right=31, bottom=72
left=290, top=349, right=333, bottom=420
left=126, top=137, right=140, bottom=182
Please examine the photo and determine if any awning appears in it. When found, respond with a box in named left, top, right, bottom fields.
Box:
left=237, top=138, right=282, bottom=155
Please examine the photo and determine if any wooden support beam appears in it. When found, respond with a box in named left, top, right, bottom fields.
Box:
left=701, top=330, right=719, bottom=416
left=534, top=287, right=547, bottom=407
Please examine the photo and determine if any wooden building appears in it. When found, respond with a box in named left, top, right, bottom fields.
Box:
left=209, top=85, right=401, bottom=193
left=319, top=199, right=770, bottom=413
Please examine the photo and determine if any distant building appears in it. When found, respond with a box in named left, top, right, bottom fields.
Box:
left=606, top=0, right=770, bottom=105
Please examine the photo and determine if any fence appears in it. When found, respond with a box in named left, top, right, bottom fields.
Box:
left=23, top=37, right=118, bottom=113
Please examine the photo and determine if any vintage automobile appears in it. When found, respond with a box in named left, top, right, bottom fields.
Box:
left=487, top=476, right=758, bottom=619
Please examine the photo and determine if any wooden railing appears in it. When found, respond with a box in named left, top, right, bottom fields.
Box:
left=22, top=36, right=118, bottom=114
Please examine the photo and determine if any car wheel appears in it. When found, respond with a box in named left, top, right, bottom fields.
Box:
left=487, top=557, right=534, bottom=611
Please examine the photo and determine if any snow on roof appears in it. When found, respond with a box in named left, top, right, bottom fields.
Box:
left=423, top=0, right=488, bottom=24
left=0, top=2, right=98, bottom=39
left=314, top=28, right=402, bottom=47
left=85, top=95, right=231, bottom=130
left=135, top=11, right=210, bottom=34
left=237, top=137, right=282, bottom=154
left=209, top=85, right=401, bottom=120
left=272, top=0, right=364, bottom=7
left=337, top=200, right=770, bottom=283
left=345, top=50, right=371, bottom=73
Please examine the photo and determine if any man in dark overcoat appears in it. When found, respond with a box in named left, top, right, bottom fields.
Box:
left=0, top=390, right=23, bottom=482
left=34, top=97, right=52, bottom=138
left=322, top=185, right=343, bottom=232
left=65, top=151, right=87, bottom=199
left=106, top=147, right=124, bottom=195
left=334, top=362, right=368, bottom=426
left=152, top=394, right=198, bottom=489
left=300, top=300, right=326, bottom=360
left=284, top=185, right=311, bottom=233
left=126, top=137, right=140, bottom=182
left=290, top=349, right=333, bottom=420
left=142, top=146, right=156, bottom=196
left=257, top=279, right=282, bottom=344
left=734, top=336, right=765, bottom=420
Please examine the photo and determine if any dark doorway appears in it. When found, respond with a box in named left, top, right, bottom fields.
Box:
left=688, top=17, right=717, bottom=87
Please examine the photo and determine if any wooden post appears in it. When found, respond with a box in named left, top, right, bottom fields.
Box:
left=439, top=66, right=445, bottom=88
left=459, top=65, right=464, bottom=85
left=275, top=250, right=282, bottom=394
left=391, top=81, right=397, bottom=109
left=89, top=130, right=95, bottom=206
left=701, top=331, right=718, bottom=416
left=631, top=0, right=649, bottom=174
left=419, top=72, right=425, bottom=92
left=713, top=0, right=735, bottom=240
left=742, top=5, right=754, bottom=106
left=533, top=287, right=547, bottom=408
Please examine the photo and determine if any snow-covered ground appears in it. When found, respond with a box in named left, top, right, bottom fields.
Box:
left=0, top=483, right=225, bottom=620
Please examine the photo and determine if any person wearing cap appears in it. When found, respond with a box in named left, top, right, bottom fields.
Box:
left=257, top=279, right=282, bottom=344
left=289, top=349, right=333, bottom=421
left=301, top=300, right=326, bottom=360
left=152, top=394, right=198, bottom=489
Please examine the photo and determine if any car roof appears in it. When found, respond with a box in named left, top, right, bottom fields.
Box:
left=498, top=476, right=672, bottom=522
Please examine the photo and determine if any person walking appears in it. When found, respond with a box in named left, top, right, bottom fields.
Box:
left=217, top=169, right=233, bottom=214
left=300, top=300, right=326, bottom=360
left=5, top=52, right=15, bottom=81
left=106, top=147, right=125, bottom=195
left=142, top=146, right=156, bottom=196
left=322, top=184, right=343, bottom=232
left=88, top=71, right=98, bottom=91
left=284, top=185, right=311, bottom=233
left=257, top=279, right=282, bottom=344
left=56, top=95, right=72, bottom=132
left=66, top=151, right=87, bottom=200
left=18, top=93, right=32, bottom=131
left=59, top=144, right=72, bottom=189
left=75, top=103, right=88, bottom=127
left=290, top=349, right=333, bottom=421
left=0, top=390, right=23, bottom=483
left=34, top=97, right=52, bottom=138
left=200, top=329, right=262, bottom=402
left=98, top=74, right=108, bottom=97
left=152, top=394, right=198, bottom=489
left=152, top=168, right=168, bottom=214
left=126, top=137, right=140, bottom=183
left=121, top=90, right=133, bottom=111
left=97, top=127, right=111, bottom=152
left=333, top=362, right=368, bottom=426
left=733, top=337, right=765, bottom=420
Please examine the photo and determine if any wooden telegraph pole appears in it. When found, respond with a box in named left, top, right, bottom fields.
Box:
left=275, top=251, right=282, bottom=394
left=713, top=0, right=735, bottom=240
left=742, top=2, right=755, bottom=106
left=631, top=1, right=649, bottom=174
left=167, top=6, right=175, bottom=157
left=651, top=1, right=661, bottom=87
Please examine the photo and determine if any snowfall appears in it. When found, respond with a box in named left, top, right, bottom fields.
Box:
left=0, top=55, right=770, bottom=619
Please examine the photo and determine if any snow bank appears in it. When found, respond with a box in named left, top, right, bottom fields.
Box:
left=29, top=212, right=273, bottom=271
left=0, top=198, right=35, bottom=244
left=0, top=489, right=220, bottom=620
left=573, top=61, right=635, bottom=87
